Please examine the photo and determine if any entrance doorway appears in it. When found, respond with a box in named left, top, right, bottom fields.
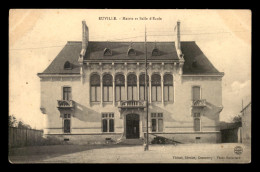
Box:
left=126, top=114, right=140, bottom=139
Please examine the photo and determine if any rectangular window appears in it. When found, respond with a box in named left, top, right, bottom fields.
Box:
left=152, top=119, right=157, bottom=132
left=194, top=118, right=200, bottom=131
left=63, top=114, right=71, bottom=133
left=192, top=86, right=201, bottom=101
left=128, top=86, right=133, bottom=100
left=91, top=86, right=100, bottom=102
left=140, top=86, right=149, bottom=101
left=102, top=113, right=114, bottom=132
left=151, top=113, right=163, bottom=132
left=133, top=86, right=137, bottom=100
left=108, top=86, right=113, bottom=102
left=121, top=86, right=126, bottom=100
left=152, top=86, right=156, bottom=101
left=116, top=86, right=120, bottom=101
left=158, top=119, right=163, bottom=132
left=157, top=86, right=161, bottom=101
left=169, top=86, right=174, bottom=101
left=63, top=87, right=71, bottom=100
left=164, top=86, right=174, bottom=102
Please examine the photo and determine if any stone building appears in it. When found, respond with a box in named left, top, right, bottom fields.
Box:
left=37, top=21, right=224, bottom=144
left=241, top=102, right=251, bottom=145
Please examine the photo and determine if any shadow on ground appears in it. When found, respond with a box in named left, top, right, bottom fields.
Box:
left=8, top=144, right=139, bottom=163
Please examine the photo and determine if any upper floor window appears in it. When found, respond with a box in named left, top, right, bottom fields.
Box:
left=139, top=74, right=149, bottom=101
left=63, top=87, right=71, bottom=101
left=152, top=48, right=160, bottom=56
left=164, top=74, right=173, bottom=102
left=151, top=113, right=163, bottom=132
left=115, top=74, right=126, bottom=102
left=151, top=74, right=161, bottom=102
left=104, top=48, right=112, bottom=56
left=102, top=113, right=114, bottom=132
left=103, top=74, right=113, bottom=102
left=90, top=74, right=101, bottom=102
left=127, top=74, right=137, bottom=100
left=192, top=86, right=201, bottom=101
left=127, top=48, right=136, bottom=56
left=64, top=61, right=72, bottom=70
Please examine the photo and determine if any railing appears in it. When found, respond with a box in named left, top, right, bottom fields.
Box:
left=57, top=100, right=75, bottom=108
left=119, top=100, right=146, bottom=108
left=192, top=99, right=206, bottom=107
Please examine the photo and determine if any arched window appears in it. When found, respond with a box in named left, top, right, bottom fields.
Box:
left=90, top=74, right=100, bottom=102
left=164, top=74, right=173, bottom=102
left=64, top=61, right=72, bottom=69
left=115, top=74, right=125, bottom=101
left=139, top=74, right=149, bottom=101
left=103, top=74, right=113, bottom=102
left=104, top=48, right=112, bottom=56
left=152, top=48, right=160, bottom=56
left=127, top=48, right=136, bottom=56
left=151, top=74, right=161, bottom=102
left=192, top=86, right=201, bottom=101
left=127, top=74, right=137, bottom=100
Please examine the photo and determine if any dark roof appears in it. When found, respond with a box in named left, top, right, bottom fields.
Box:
left=39, top=41, right=221, bottom=75
left=85, top=42, right=179, bottom=60
left=40, top=41, right=81, bottom=74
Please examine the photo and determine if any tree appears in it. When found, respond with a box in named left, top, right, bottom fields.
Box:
left=9, top=115, right=32, bottom=129
left=9, top=115, right=17, bottom=127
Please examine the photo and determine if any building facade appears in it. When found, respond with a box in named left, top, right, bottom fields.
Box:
left=38, top=21, right=224, bottom=144
left=241, top=102, right=251, bottom=145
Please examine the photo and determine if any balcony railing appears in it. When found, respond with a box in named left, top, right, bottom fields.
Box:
left=192, top=99, right=206, bottom=107
left=57, top=100, right=75, bottom=109
left=118, top=100, right=146, bottom=108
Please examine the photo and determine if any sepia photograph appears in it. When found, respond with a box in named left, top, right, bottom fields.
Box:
left=9, top=9, right=251, bottom=163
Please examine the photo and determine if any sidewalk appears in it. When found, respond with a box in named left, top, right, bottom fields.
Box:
left=9, top=143, right=251, bottom=163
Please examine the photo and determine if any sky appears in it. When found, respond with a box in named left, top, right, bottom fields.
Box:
left=9, top=9, right=251, bottom=129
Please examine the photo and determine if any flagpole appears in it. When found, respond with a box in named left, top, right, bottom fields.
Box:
left=144, top=25, right=149, bottom=151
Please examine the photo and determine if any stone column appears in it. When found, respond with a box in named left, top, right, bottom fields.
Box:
left=100, top=77, right=103, bottom=107
left=137, top=74, right=140, bottom=100
left=125, top=74, right=128, bottom=100
left=113, top=75, right=115, bottom=106
left=161, top=73, right=164, bottom=105
left=149, top=74, right=152, bottom=103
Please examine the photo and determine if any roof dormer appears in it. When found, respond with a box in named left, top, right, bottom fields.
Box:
left=64, top=61, right=72, bottom=70
left=127, top=42, right=136, bottom=56
left=152, top=42, right=160, bottom=56
left=104, top=48, right=112, bottom=56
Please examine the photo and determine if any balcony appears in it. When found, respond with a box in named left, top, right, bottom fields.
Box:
left=57, top=100, right=75, bottom=110
left=192, top=99, right=206, bottom=108
left=118, top=100, right=146, bottom=110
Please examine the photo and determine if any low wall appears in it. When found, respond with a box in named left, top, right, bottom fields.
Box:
left=45, top=131, right=220, bottom=144
left=45, top=133, right=123, bottom=145
left=147, top=132, right=221, bottom=144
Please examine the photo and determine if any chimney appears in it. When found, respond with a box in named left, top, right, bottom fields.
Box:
left=175, top=20, right=183, bottom=59
left=82, top=20, right=89, bottom=50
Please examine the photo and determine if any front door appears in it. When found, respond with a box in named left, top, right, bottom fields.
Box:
left=126, top=114, right=140, bottom=139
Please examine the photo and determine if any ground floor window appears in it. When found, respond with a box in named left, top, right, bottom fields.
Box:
left=102, top=113, right=114, bottom=132
left=63, top=114, right=71, bottom=133
left=194, top=113, right=201, bottom=131
left=151, top=113, right=163, bottom=132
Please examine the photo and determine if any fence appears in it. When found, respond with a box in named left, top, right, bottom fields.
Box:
left=9, top=127, right=43, bottom=148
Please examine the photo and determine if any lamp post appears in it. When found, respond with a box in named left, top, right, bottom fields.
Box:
left=144, top=25, right=149, bottom=151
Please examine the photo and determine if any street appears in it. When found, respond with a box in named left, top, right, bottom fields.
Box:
left=9, top=143, right=251, bottom=163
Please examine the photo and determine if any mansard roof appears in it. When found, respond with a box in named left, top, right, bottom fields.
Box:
left=39, top=41, right=221, bottom=75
